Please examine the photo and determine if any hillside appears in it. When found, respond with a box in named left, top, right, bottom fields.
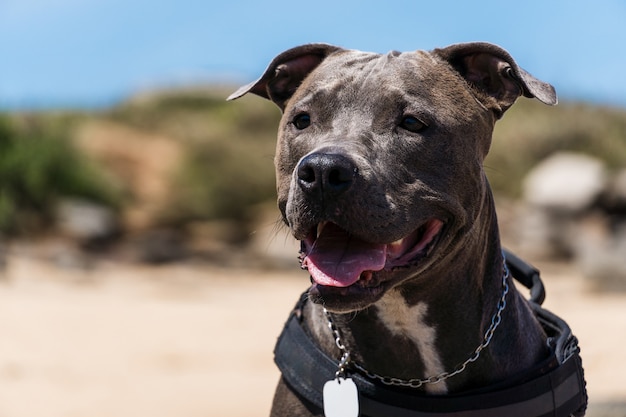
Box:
left=1, top=88, right=625, bottom=258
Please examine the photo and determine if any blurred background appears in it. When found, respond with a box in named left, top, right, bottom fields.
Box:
left=0, top=1, right=625, bottom=416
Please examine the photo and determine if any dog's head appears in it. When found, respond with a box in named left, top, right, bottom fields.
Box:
left=229, top=42, right=556, bottom=312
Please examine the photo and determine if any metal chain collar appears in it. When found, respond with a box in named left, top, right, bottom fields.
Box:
left=323, top=257, right=510, bottom=389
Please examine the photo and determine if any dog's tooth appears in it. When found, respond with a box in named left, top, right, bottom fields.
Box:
left=389, top=237, right=405, bottom=249
left=317, top=221, right=328, bottom=237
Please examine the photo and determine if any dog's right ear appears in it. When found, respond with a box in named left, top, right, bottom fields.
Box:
left=227, top=43, right=341, bottom=110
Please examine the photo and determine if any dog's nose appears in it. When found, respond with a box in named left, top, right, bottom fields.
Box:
left=297, top=153, right=357, bottom=197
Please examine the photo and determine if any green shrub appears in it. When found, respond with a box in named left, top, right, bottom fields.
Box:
left=0, top=114, right=120, bottom=235
left=163, top=138, right=276, bottom=240
left=107, top=91, right=281, bottom=241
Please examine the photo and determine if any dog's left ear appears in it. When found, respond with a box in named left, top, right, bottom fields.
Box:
left=227, top=43, right=342, bottom=110
left=433, top=42, right=557, bottom=117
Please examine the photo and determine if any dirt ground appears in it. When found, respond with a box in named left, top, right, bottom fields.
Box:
left=1, top=245, right=625, bottom=417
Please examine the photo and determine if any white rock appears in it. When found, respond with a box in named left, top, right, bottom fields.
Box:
left=56, top=199, right=118, bottom=241
left=523, top=152, right=607, bottom=212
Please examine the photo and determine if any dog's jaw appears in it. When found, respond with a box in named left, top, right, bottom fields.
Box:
left=300, top=218, right=445, bottom=312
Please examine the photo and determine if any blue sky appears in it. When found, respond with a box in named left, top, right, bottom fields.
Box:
left=1, top=0, right=625, bottom=109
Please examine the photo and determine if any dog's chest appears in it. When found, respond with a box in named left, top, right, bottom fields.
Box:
left=375, top=290, right=447, bottom=394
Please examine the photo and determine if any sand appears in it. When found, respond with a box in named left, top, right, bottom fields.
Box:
left=1, top=250, right=625, bottom=416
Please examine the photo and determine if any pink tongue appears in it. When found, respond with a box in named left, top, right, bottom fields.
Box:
left=303, top=223, right=386, bottom=287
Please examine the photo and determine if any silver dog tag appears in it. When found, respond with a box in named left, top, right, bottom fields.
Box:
left=323, top=377, right=359, bottom=417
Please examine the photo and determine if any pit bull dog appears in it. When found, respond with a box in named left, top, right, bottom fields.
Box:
left=229, top=42, right=586, bottom=417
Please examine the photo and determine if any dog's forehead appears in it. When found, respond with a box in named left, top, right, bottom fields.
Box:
left=291, top=48, right=479, bottom=127
left=305, top=49, right=440, bottom=90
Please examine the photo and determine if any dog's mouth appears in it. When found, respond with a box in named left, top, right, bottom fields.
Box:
left=300, top=219, right=444, bottom=290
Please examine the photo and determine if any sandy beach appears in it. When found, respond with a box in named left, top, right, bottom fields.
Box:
left=1, top=247, right=625, bottom=416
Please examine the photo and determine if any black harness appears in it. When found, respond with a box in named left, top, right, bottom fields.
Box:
left=273, top=250, right=588, bottom=417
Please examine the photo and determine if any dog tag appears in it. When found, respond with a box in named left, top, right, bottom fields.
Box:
left=323, top=377, right=359, bottom=417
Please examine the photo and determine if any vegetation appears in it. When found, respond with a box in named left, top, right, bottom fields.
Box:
left=0, top=114, right=120, bottom=235
left=1, top=88, right=625, bottom=244
left=107, top=89, right=281, bottom=239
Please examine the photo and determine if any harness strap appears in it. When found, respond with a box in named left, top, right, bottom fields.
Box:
left=273, top=252, right=588, bottom=417
left=503, top=249, right=546, bottom=305
left=275, top=311, right=586, bottom=417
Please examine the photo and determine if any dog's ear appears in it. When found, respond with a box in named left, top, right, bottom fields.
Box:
left=433, top=42, right=557, bottom=117
left=227, top=43, right=342, bottom=110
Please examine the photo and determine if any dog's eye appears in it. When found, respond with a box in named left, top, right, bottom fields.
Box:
left=293, top=113, right=311, bottom=130
left=400, top=116, right=427, bottom=133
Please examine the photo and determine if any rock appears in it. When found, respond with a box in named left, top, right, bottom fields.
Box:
left=612, top=169, right=626, bottom=202
left=602, top=168, right=626, bottom=215
left=522, top=152, right=607, bottom=213
left=132, top=228, right=188, bottom=264
left=519, top=153, right=609, bottom=260
left=516, top=205, right=575, bottom=260
left=56, top=199, right=119, bottom=242
left=577, top=220, right=626, bottom=291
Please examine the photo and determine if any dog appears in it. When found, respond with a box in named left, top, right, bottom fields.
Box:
left=229, top=42, right=586, bottom=417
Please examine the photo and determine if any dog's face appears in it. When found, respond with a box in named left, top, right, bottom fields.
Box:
left=230, top=43, right=556, bottom=312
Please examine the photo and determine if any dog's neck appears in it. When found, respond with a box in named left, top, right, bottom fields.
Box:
left=303, top=193, right=550, bottom=395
